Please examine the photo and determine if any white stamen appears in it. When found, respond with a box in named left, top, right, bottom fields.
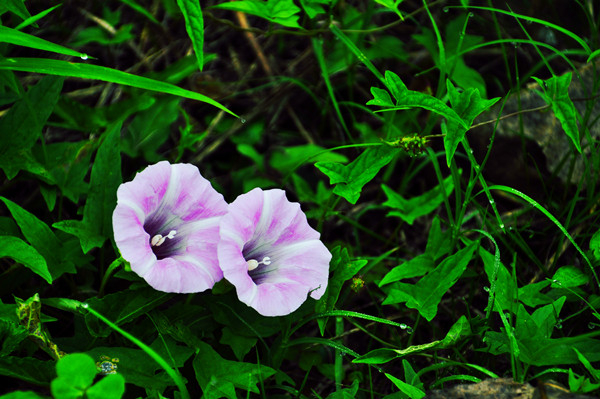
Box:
left=151, top=230, right=177, bottom=247
left=247, top=256, right=271, bottom=271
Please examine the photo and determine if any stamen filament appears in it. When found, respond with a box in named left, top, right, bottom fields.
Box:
left=247, top=256, right=271, bottom=271
left=151, top=230, right=178, bottom=247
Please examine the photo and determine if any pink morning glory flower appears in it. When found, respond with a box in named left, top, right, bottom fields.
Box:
left=218, top=188, right=331, bottom=316
left=112, top=161, right=228, bottom=293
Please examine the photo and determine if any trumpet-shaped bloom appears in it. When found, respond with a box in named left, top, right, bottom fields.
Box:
left=112, top=161, right=228, bottom=293
left=218, top=188, right=331, bottom=316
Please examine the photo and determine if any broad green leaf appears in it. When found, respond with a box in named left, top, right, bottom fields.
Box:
left=32, top=140, right=94, bottom=205
left=532, top=72, right=581, bottom=152
left=368, top=86, right=394, bottom=107
left=86, top=338, right=193, bottom=391
left=193, top=341, right=276, bottom=399
left=0, top=319, right=29, bottom=356
left=379, top=254, right=434, bottom=286
left=1, top=0, right=32, bottom=22
left=0, top=236, right=51, bottom=284
left=374, top=0, right=404, bottom=20
left=354, top=316, right=471, bottom=363
left=591, top=229, right=600, bottom=262
left=0, top=76, right=63, bottom=179
left=444, top=79, right=500, bottom=166
left=176, top=0, right=204, bottom=71
left=83, top=287, right=172, bottom=337
left=51, top=354, right=97, bottom=399
left=315, top=246, right=368, bottom=334
left=316, top=145, right=399, bottom=204
left=299, top=0, right=330, bottom=18
left=368, top=71, right=467, bottom=129
left=0, top=356, right=55, bottom=386
left=325, top=379, right=359, bottom=399
left=0, top=391, right=47, bottom=399
left=220, top=326, right=257, bottom=361
left=86, top=374, right=126, bottom=399
left=270, top=144, right=348, bottom=175
left=382, top=243, right=477, bottom=321
left=54, top=122, right=122, bottom=253
left=518, top=280, right=552, bottom=307
left=0, top=26, right=87, bottom=58
left=0, top=58, right=237, bottom=117
left=1, top=197, right=75, bottom=280
left=385, top=373, right=426, bottom=398
left=211, top=0, right=301, bottom=28
left=573, top=347, right=600, bottom=380
left=381, top=174, right=454, bottom=225
left=479, top=246, right=516, bottom=313
left=122, top=97, right=180, bottom=162
left=552, top=266, right=590, bottom=288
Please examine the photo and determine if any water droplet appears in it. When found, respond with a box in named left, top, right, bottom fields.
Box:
left=468, top=12, right=474, bottom=18
left=499, top=223, right=505, bottom=229
left=81, top=303, right=89, bottom=309
left=588, top=322, right=597, bottom=330
left=469, top=148, right=474, bottom=154
left=240, top=118, right=246, bottom=124
left=80, top=54, right=88, bottom=60
left=555, top=320, right=563, bottom=329
left=443, top=7, right=449, bottom=12
left=406, top=327, right=413, bottom=334
left=553, top=279, right=562, bottom=286
left=489, top=199, right=495, bottom=205
left=483, top=286, right=490, bottom=292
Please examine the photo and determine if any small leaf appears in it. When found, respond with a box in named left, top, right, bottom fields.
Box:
left=52, top=354, right=97, bottom=394
left=381, top=174, right=454, bottom=225
left=315, top=246, right=368, bottom=334
left=383, top=243, right=477, bottom=321
left=0, top=236, right=51, bottom=283
left=385, top=373, right=426, bottom=398
left=211, top=0, right=301, bottom=28
left=532, top=72, right=581, bottom=152
left=552, top=266, right=589, bottom=288
left=86, top=374, right=126, bottom=399
left=193, top=341, right=276, bottom=399
left=444, top=79, right=500, bottom=166
left=316, top=146, right=398, bottom=204
left=176, top=0, right=204, bottom=71
left=54, top=122, right=122, bottom=253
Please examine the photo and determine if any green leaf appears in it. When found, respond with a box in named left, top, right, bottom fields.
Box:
left=385, top=373, right=426, bottom=398
left=299, top=0, right=330, bottom=19
left=532, top=72, right=581, bottom=152
left=0, top=356, right=55, bottom=386
left=176, top=0, right=204, bottom=71
left=316, top=145, right=398, bottom=204
left=354, top=316, right=471, bottom=364
left=86, top=374, right=126, bottom=399
left=444, top=79, right=500, bottom=166
left=0, top=76, right=63, bottom=179
left=220, top=326, right=258, bottom=361
left=0, top=26, right=87, bottom=58
left=381, top=174, right=454, bottom=225
left=367, top=71, right=467, bottom=129
left=479, top=246, right=517, bottom=313
left=270, top=144, right=348, bottom=175
left=0, top=319, right=29, bottom=356
left=83, top=287, right=172, bottom=337
left=591, top=229, right=600, bottom=262
left=193, top=341, right=276, bottom=399
left=379, top=254, right=434, bottom=286
left=0, top=58, right=237, bottom=117
left=51, top=354, right=97, bottom=399
left=54, top=122, right=122, bottom=253
left=552, top=266, right=590, bottom=288
left=0, top=391, right=47, bottom=399
left=383, top=243, right=477, bottom=321
left=211, top=0, right=301, bottom=28
left=1, top=0, right=32, bottom=22
left=0, top=236, right=51, bottom=284
left=122, top=97, right=180, bottom=162
left=315, top=246, right=368, bottom=334
left=1, top=197, right=76, bottom=279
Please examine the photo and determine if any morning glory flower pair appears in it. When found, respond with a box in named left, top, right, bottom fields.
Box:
left=112, top=161, right=331, bottom=316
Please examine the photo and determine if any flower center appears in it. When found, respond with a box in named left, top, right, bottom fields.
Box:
left=246, top=256, right=271, bottom=271
left=150, top=230, right=177, bottom=247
